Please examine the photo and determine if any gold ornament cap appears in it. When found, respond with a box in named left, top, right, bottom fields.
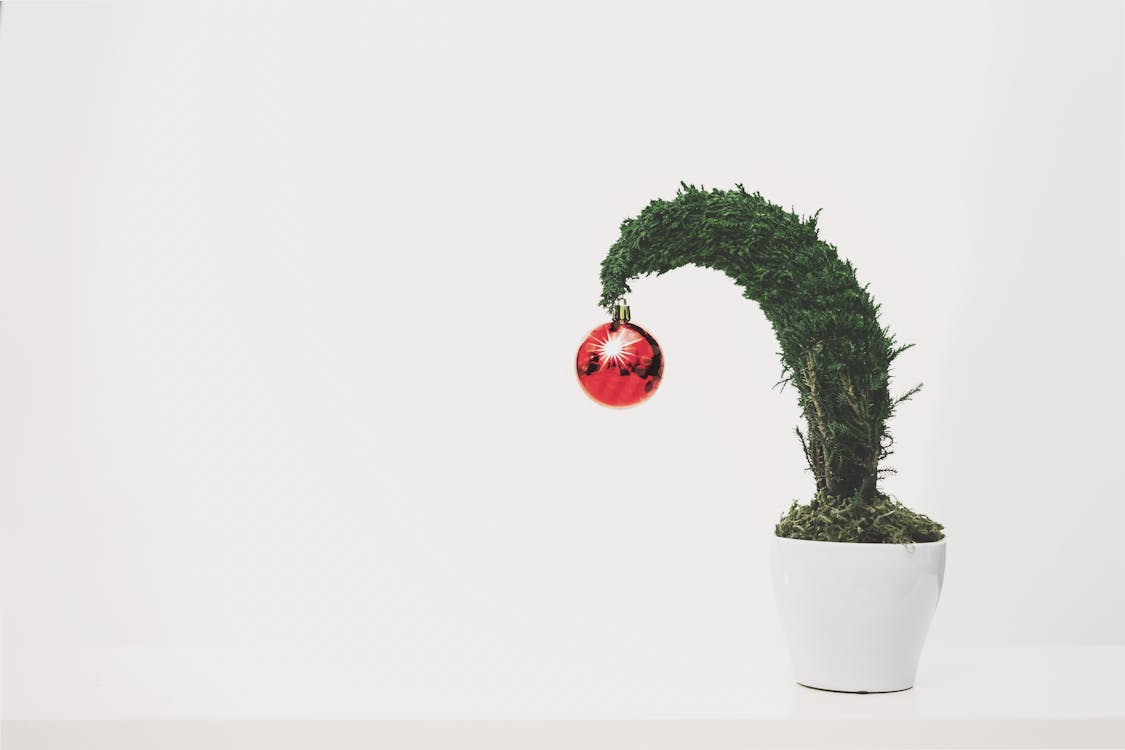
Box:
left=613, top=298, right=630, bottom=323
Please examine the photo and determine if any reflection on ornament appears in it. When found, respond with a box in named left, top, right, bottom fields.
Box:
left=576, top=315, right=663, bottom=408
left=591, top=326, right=640, bottom=367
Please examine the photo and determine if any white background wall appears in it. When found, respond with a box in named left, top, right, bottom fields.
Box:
left=1, top=0, right=1123, bottom=720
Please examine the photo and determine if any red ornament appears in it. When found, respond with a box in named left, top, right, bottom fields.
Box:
left=576, top=304, right=663, bottom=408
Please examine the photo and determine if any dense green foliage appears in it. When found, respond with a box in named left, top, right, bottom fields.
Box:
left=599, top=185, right=943, bottom=544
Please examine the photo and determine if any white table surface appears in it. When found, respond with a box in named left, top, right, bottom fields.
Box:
left=3, top=646, right=1123, bottom=749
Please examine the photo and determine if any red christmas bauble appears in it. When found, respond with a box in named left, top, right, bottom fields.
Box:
left=575, top=320, right=663, bottom=407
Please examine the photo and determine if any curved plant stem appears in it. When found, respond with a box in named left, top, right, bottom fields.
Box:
left=598, top=184, right=942, bottom=543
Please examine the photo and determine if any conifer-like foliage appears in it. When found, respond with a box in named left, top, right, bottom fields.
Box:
left=599, top=185, right=943, bottom=543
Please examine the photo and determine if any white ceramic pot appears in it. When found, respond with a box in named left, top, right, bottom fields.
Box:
left=771, top=536, right=946, bottom=693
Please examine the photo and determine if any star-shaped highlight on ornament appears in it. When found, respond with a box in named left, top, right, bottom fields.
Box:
left=592, top=327, right=640, bottom=367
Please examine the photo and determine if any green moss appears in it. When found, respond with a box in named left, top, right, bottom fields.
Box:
left=775, top=492, right=943, bottom=544
left=598, top=184, right=943, bottom=544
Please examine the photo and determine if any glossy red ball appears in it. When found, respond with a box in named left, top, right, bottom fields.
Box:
left=575, top=321, right=663, bottom=407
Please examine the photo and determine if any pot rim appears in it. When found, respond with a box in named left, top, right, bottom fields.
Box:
left=773, top=535, right=946, bottom=548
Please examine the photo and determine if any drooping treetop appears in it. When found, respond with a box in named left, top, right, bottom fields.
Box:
left=598, top=184, right=943, bottom=543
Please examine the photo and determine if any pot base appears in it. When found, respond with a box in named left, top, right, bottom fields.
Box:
left=798, top=682, right=914, bottom=694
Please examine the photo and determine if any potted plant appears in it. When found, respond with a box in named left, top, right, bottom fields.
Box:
left=590, top=184, right=945, bottom=693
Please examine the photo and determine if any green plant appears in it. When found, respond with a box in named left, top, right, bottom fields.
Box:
left=598, top=184, right=943, bottom=544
